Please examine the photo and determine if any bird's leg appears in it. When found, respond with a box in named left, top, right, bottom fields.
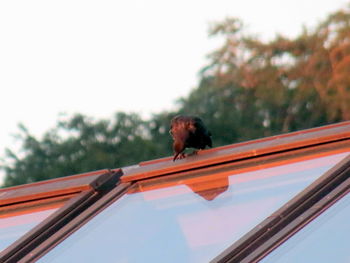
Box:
left=173, top=151, right=186, bottom=161
left=178, top=152, right=186, bottom=159
left=188, top=149, right=199, bottom=157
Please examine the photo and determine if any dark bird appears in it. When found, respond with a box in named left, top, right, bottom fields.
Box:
left=170, top=115, right=212, bottom=161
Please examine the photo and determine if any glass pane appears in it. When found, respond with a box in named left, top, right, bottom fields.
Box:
left=39, top=152, right=349, bottom=263
left=260, top=192, right=350, bottom=263
left=0, top=203, right=63, bottom=252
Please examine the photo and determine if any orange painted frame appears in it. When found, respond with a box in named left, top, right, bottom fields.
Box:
left=0, top=169, right=111, bottom=206
left=0, top=121, right=349, bottom=262
left=0, top=169, right=122, bottom=262
left=211, top=154, right=350, bottom=263
left=129, top=140, right=350, bottom=195
left=121, top=121, right=350, bottom=182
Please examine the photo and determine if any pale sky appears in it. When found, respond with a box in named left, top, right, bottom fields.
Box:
left=0, top=0, right=348, bottom=182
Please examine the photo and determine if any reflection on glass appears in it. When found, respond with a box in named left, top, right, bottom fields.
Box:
left=40, top=152, right=348, bottom=263
left=0, top=207, right=60, bottom=252
left=260, top=193, right=350, bottom=263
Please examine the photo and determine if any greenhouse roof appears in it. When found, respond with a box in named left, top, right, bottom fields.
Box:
left=1, top=121, right=350, bottom=262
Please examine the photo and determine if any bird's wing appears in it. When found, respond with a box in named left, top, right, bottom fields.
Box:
left=193, top=117, right=210, bottom=136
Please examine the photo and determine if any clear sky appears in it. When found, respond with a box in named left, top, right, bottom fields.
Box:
left=0, top=0, right=348, bottom=182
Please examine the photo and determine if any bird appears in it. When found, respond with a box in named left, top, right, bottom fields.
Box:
left=169, top=115, right=212, bottom=161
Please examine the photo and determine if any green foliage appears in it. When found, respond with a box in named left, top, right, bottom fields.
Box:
left=2, top=6, right=350, bottom=187
left=1, top=112, right=161, bottom=187
left=184, top=6, right=350, bottom=142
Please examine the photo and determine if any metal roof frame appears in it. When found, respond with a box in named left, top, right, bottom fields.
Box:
left=20, top=182, right=130, bottom=263
left=121, top=121, right=350, bottom=182
left=0, top=169, right=122, bottom=262
left=211, top=154, right=350, bottom=263
left=0, top=121, right=349, bottom=262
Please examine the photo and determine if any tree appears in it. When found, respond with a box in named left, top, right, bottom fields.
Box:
left=2, top=6, right=350, bottom=187
left=177, top=7, right=350, bottom=145
left=1, top=112, right=161, bottom=187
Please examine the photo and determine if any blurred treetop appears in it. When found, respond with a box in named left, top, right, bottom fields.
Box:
left=1, top=6, right=350, bottom=187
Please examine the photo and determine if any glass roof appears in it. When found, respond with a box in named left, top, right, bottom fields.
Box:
left=0, top=207, right=60, bottom=252
left=38, top=151, right=349, bottom=263
left=260, top=192, right=350, bottom=263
